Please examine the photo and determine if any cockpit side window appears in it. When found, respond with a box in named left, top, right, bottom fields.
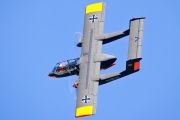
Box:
left=52, top=63, right=60, bottom=72
left=52, top=59, right=79, bottom=74
left=52, top=62, right=67, bottom=73
left=59, top=61, right=68, bottom=67
left=68, top=59, right=76, bottom=64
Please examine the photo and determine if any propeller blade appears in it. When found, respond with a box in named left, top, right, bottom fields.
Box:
left=68, top=75, right=78, bottom=99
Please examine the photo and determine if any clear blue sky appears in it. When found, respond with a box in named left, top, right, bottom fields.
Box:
left=1, top=0, right=180, bottom=120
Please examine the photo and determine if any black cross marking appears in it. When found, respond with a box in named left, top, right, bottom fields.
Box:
left=89, top=15, right=98, bottom=23
left=82, top=95, right=90, bottom=103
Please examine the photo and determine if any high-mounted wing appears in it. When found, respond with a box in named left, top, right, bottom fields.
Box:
left=75, top=2, right=106, bottom=118
left=74, top=2, right=145, bottom=118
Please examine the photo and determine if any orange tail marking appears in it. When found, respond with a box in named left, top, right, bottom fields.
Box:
left=134, top=61, right=140, bottom=71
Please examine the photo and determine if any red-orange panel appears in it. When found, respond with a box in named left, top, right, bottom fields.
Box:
left=134, top=61, right=140, bottom=71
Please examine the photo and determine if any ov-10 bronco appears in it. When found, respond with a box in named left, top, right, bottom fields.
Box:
left=48, top=2, right=145, bottom=118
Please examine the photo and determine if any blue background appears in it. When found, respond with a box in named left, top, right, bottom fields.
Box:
left=0, top=0, right=180, bottom=120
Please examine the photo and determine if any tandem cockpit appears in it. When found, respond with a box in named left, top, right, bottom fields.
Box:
left=48, top=58, right=80, bottom=78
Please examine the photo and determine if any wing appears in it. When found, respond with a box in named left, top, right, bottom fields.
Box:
left=75, top=2, right=105, bottom=118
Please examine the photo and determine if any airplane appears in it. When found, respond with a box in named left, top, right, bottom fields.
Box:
left=48, top=2, right=145, bottom=118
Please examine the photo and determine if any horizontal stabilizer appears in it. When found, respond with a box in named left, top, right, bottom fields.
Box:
left=128, top=17, right=145, bottom=60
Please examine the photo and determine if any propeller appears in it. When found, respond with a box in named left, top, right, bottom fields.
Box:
left=68, top=75, right=78, bottom=100
left=74, top=32, right=83, bottom=47
left=67, top=32, right=82, bottom=99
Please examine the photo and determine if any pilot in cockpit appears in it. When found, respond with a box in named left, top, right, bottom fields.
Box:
left=60, top=61, right=68, bottom=67
left=56, top=61, right=68, bottom=73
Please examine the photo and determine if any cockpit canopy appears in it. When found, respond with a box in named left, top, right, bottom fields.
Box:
left=52, top=58, right=79, bottom=74
left=57, top=61, right=68, bottom=68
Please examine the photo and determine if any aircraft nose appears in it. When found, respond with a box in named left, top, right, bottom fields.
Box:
left=48, top=72, right=53, bottom=76
left=48, top=72, right=57, bottom=78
